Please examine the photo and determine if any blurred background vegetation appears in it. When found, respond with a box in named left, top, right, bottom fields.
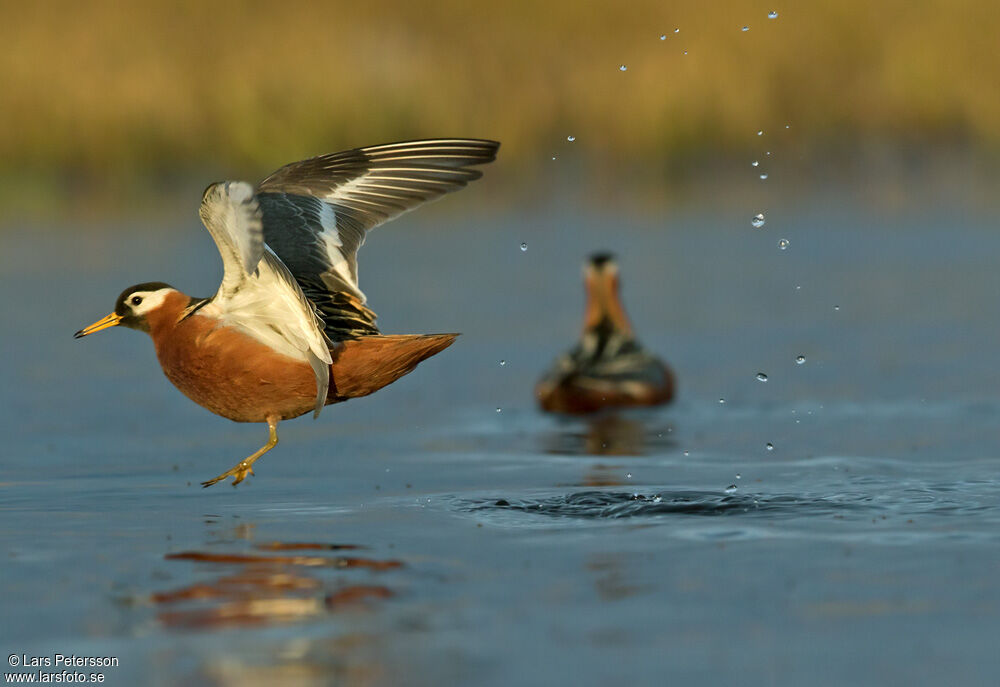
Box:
left=2, top=0, right=999, bottom=220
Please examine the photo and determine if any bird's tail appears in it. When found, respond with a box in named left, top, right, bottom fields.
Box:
left=326, top=334, right=459, bottom=401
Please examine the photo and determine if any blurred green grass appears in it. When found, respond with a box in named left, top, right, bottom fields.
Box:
left=2, top=0, right=999, bottom=219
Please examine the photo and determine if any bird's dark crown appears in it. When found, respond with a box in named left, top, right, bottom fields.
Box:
left=588, top=252, right=617, bottom=269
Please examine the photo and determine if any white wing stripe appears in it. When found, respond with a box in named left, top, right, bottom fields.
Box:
left=318, top=201, right=337, bottom=234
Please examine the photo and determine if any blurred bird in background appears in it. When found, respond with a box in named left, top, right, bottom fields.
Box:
left=536, top=253, right=674, bottom=414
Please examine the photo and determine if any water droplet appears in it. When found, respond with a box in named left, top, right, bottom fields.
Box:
left=742, top=26, right=749, bottom=32
left=519, top=242, right=527, bottom=251
left=795, top=284, right=802, bottom=290
left=795, top=355, right=806, bottom=365
left=718, top=398, right=726, bottom=404
left=766, top=151, right=771, bottom=156
left=768, top=10, right=779, bottom=19
left=499, top=359, right=506, bottom=367
left=683, top=450, right=690, bottom=456
left=495, top=407, right=502, bottom=413
left=567, top=135, right=576, bottom=142
left=834, top=305, right=840, bottom=311
left=725, top=484, right=738, bottom=494
left=551, top=156, right=556, bottom=160
left=766, top=442, right=774, bottom=451
left=756, top=372, right=768, bottom=382
left=683, top=50, right=688, bottom=55
left=625, top=472, right=632, bottom=479
left=752, top=160, right=759, bottom=167
left=785, top=124, right=790, bottom=129
left=619, top=64, right=628, bottom=72
left=757, top=130, right=764, bottom=136
left=659, top=34, right=667, bottom=40
left=778, top=238, right=789, bottom=250
left=736, top=473, right=742, bottom=480
left=751, top=213, right=765, bottom=228
left=759, top=173, right=769, bottom=180
left=674, top=28, right=680, bottom=33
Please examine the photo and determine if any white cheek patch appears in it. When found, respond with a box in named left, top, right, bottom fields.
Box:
left=132, top=288, right=175, bottom=315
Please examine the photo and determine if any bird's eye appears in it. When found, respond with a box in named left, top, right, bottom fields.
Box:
left=131, top=296, right=143, bottom=306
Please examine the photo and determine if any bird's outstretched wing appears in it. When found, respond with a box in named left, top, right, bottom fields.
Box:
left=199, top=182, right=333, bottom=417
left=255, top=138, right=500, bottom=340
left=198, top=181, right=265, bottom=301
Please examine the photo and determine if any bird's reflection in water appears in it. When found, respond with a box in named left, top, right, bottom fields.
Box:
left=152, top=521, right=400, bottom=630
left=587, top=553, right=646, bottom=602
left=581, top=464, right=626, bottom=487
left=543, top=413, right=675, bottom=458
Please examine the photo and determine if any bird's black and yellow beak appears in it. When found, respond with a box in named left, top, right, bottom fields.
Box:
left=74, top=312, right=123, bottom=339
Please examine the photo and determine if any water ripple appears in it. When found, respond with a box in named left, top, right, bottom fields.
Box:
left=461, top=490, right=862, bottom=519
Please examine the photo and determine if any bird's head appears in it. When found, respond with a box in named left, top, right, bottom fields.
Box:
left=74, top=282, right=177, bottom=338
left=585, top=251, right=619, bottom=279
left=582, top=252, right=632, bottom=337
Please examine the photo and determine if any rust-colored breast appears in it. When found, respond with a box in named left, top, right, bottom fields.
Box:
left=146, top=294, right=457, bottom=423
left=535, top=361, right=675, bottom=415
left=148, top=297, right=318, bottom=423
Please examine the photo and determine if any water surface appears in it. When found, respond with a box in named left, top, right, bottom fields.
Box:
left=2, top=187, right=999, bottom=685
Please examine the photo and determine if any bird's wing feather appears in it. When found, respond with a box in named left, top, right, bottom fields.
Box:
left=198, top=181, right=265, bottom=300
left=256, top=138, right=499, bottom=340
left=199, top=181, right=332, bottom=417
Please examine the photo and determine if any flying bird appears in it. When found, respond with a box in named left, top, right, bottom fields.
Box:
left=76, top=139, right=499, bottom=486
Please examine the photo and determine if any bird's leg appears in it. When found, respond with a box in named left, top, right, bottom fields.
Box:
left=202, top=418, right=279, bottom=488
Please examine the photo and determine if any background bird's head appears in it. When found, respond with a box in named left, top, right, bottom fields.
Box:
left=582, top=253, right=632, bottom=338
